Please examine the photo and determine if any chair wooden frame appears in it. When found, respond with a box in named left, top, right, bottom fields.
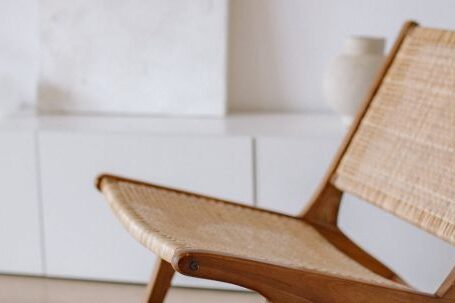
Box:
left=98, top=21, right=455, bottom=303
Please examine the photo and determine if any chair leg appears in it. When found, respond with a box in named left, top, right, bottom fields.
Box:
left=143, top=258, right=175, bottom=303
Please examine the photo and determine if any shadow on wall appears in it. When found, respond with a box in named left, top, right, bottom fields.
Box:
left=227, top=0, right=339, bottom=113
left=228, top=0, right=286, bottom=112
left=38, top=82, right=73, bottom=113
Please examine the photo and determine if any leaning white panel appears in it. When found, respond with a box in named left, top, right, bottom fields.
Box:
left=39, top=0, right=227, bottom=116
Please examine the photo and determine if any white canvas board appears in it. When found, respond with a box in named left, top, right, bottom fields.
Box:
left=39, top=0, right=227, bottom=116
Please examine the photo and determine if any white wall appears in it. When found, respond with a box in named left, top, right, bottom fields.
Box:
left=2, top=0, right=455, bottom=113
left=228, top=0, right=455, bottom=112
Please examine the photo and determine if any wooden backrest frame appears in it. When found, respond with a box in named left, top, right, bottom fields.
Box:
left=300, top=20, right=418, bottom=226
left=298, top=21, right=455, bottom=298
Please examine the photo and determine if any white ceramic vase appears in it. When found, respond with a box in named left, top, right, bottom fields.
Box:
left=323, top=37, right=385, bottom=125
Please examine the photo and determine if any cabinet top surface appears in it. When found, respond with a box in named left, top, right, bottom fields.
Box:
left=0, top=112, right=345, bottom=138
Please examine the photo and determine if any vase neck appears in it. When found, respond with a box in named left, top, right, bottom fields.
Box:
left=343, top=37, right=385, bottom=55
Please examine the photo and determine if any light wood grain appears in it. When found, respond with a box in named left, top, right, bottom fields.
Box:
left=173, top=251, right=447, bottom=303
left=143, top=259, right=175, bottom=303
left=0, top=275, right=262, bottom=303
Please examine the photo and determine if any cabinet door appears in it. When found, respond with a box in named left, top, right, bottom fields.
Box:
left=0, top=131, right=43, bottom=274
left=255, top=136, right=341, bottom=215
left=39, top=132, right=253, bottom=288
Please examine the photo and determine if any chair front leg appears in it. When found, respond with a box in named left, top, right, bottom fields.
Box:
left=143, top=258, right=175, bottom=303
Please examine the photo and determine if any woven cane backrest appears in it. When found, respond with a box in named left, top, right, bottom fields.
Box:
left=333, top=26, right=455, bottom=245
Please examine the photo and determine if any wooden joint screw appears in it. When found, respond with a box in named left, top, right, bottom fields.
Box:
left=189, top=260, right=199, bottom=272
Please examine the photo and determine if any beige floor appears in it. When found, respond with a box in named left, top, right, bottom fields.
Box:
left=0, top=275, right=264, bottom=303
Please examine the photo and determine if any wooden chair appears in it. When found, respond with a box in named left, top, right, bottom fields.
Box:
left=96, top=21, right=455, bottom=302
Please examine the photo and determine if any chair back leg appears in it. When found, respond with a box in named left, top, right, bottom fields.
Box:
left=143, top=259, right=175, bottom=303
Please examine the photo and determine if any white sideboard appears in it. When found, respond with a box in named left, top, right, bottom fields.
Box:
left=0, top=113, right=454, bottom=293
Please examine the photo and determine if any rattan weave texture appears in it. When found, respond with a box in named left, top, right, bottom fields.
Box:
left=334, top=27, right=455, bottom=244
left=99, top=176, right=407, bottom=289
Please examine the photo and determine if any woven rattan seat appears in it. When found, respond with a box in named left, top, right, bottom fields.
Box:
left=97, top=22, right=455, bottom=303
left=98, top=175, right=405, bottom=290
